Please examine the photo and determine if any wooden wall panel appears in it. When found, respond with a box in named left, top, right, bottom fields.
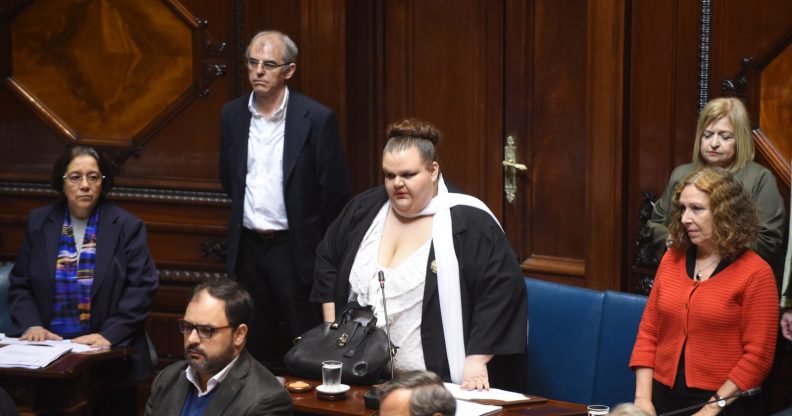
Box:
left=502, top=0, right=624, bottom=289
left=380, top=0, right=504, bottom=213
left=626, top=0, right=792, bottom=293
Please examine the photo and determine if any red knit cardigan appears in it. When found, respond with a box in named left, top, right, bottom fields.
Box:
left=630, top=249, right=778, bottom=391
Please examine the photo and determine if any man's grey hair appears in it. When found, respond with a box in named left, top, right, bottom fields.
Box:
left=380, top=370, right=456, bottom=416
left=245, top=30, right=299, bottom=64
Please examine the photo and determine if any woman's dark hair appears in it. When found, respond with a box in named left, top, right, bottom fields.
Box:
left=383, top=119, right=441, bottom=166
left=667, top=167, right=759, bottom=259
left=190, top=278, right=254, bottom=329
left=51, top=145, right=115, bottom=197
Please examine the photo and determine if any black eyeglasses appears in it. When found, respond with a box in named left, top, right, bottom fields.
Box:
left=178, top=319, right=233, bottom=339
left=246, top=58, right=292, bottom=71
left=63, top=173, right=104, bottom=185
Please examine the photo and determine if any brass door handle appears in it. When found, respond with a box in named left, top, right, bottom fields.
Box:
left=503, top=136, right=526, bottom=203
left=502, top=160, right=527, bottom=171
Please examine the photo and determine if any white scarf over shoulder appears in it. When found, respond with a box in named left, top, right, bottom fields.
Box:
left=391, top=175, right=501, bottom=383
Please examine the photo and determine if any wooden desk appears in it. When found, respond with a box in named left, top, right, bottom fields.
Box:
left=283, top=376, right=587, bottom=416
left=0, top=347, right=132, bottom=416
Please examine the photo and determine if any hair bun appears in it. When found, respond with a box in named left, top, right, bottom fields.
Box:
left=386, top=119, right=440, bottom=145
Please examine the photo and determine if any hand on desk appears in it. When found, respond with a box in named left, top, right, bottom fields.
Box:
left=21, top=326, right=63, bottom=342
left=72, top=333, right=111, bottom=348
left=460, top=354, right=493, bottom=391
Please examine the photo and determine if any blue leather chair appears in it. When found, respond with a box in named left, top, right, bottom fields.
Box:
left=593, top=290, right=648, bottom=407
left=524, top=277, right=605, bottom=404
left=523, top=277, right=648, bottom=408
left=0, top=262, right=13, bottom=334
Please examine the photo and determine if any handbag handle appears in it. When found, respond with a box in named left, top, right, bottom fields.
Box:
left=331, top=303, right=378, bottom=329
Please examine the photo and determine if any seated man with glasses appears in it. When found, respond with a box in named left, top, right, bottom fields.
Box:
left=145, top=278, right=292, bottom=416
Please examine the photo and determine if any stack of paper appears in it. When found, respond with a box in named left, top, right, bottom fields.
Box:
left=444, top=383, right=536, bottom=405
left=0, top=336, right=101, bottom=353
left=455, top=399, right=502, bottom=416
left=0, top=343, right=73, bottom=369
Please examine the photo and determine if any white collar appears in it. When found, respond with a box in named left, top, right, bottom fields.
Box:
left=184, top=354, right=240, bottom=397
left=247, top=87, right=289, bottom=121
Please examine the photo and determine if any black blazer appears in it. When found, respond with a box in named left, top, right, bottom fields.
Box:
left=8, top=200, right=158, bottom=379
left=219, top=90, right=351, bottom=284
left=145, top=350, right=293, bottom=416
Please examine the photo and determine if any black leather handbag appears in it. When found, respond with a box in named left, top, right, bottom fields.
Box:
left=284, top=305, right=394, bottom=385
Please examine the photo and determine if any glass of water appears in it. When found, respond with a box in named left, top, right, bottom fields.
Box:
left=321, top=360, right=343, bottom=391
left=587, top=405, right=609, bottom=416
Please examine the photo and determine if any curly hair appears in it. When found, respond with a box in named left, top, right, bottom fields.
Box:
left=667, top=167, right=759, bottom=259
left=383, top=118, right=441, bottom=167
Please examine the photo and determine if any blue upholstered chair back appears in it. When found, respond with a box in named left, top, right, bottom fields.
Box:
left=523, top=277, right=648, bottom=408
left=593, top=290, right=648, bottom=407
left=524, top=277, right=604, bottom=404
left=0, top=262, right=13, bottom=334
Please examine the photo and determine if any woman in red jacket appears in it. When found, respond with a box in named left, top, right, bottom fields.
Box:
left=630, top=167, right=778, bottom=416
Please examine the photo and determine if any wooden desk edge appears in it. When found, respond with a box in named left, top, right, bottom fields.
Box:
left=0, top=346, right=132, bottom=379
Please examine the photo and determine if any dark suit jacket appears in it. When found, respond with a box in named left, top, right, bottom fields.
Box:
left=8, top=200, right=158, bottom=379
left=145, top=350, right=293, bottom=416
left=219, top=90, right=351, bottom=284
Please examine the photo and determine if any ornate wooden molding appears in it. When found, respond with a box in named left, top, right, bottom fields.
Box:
left=697, top=0, right=712, bottom=111
left=0, top=181, right=230, bottom=204
left=234, top=0, right=246, bottom=97
left=1, top=0, right=228, bottom=170
left=157, top=269, right=228, bottom=284
left=753, top=129, right=791, bottom=188
left=633, top=191, right=659, bottom=295
left=720, top=57, right=753, bottom=95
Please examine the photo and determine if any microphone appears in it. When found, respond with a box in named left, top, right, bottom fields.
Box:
left=658, top=387, right=761, bottom=416
left=365, top=271, right=396, bottom=409
left=378, top=271, right=395, bottom=380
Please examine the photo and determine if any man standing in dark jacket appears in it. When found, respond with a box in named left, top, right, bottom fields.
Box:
left=219, top=30, right=351, bottom=368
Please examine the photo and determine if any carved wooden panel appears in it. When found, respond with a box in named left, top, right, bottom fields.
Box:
left=759, top=42, right=792, bottom=167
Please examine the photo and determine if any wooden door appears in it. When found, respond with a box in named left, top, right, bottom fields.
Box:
left=501, top=0, right=625, bottom=289
left=350, top=0, right=626, bottom=289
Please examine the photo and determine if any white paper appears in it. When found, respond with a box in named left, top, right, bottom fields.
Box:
left=444, top=382, right=531, bottom=403
left=455, top=399, right=502, bottom=416
left=0, top=343, right=73, bottom=369
left=0, top=336, right=102, bottom=353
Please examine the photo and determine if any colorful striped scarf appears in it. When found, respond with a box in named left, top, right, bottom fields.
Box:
left=50, top=207, right=99, bottom=337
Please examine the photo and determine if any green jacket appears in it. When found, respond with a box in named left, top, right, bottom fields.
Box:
left=647, top=161, right=786, bottom=281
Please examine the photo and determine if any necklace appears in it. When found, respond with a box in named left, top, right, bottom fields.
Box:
left=694, top=258, right=720, bottom=281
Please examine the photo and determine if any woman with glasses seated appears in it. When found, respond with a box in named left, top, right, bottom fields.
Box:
left=8, top=145, right=158, bottom=380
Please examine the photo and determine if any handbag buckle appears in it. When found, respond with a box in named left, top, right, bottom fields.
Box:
left=335, top=333, right=349, bottom=347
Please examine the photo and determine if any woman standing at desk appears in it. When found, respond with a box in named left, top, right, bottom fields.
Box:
left=8, top=145, right=158, bottom=380
left=312, top=119, right=526, bottom=390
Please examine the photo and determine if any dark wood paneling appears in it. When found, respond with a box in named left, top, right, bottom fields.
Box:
left=503, top=0, right=624, bottom=289
left=380, top=0, right=503, bottom=211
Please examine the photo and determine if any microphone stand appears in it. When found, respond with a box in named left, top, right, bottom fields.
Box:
left=378, top=271, right=395, bottom=380
left=364, top=271, right=396, bottom=410
left=658, top=388, right=761, bottom=416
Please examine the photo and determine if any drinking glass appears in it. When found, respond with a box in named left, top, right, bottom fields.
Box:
left=321, top=360, right=343, bottom=390
left=587, top=405, right=609, bottom=416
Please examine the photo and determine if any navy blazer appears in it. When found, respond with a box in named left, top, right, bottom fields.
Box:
left=219, top=90, right=351, bottom=284
left=9, top=200, right=158, bottom=379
